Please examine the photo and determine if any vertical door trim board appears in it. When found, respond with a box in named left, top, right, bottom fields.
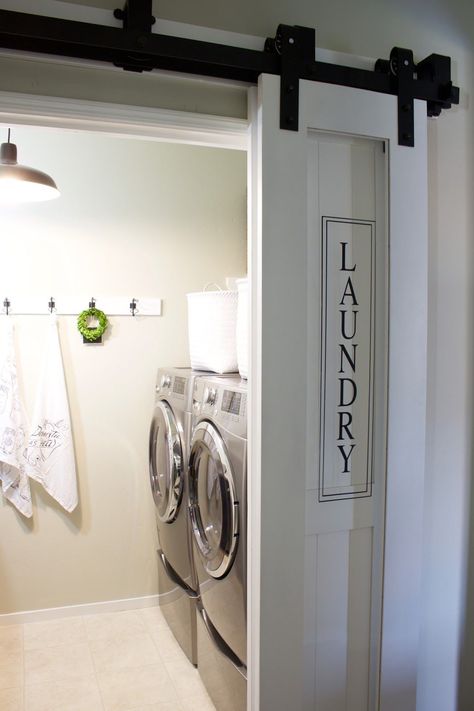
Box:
left=247, top=85, right=261, bottom=711
left=381, top=98, right=428, bottom=711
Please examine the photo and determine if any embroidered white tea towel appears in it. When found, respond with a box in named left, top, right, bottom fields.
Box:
left=24, top=316, right=78, bottom=512
left=0, top=321, right=32, bottom=518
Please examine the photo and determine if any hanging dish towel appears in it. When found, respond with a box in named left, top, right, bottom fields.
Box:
left=24, top=316, right=78, bottom=512
left=0, top=321, right=32, bottom=518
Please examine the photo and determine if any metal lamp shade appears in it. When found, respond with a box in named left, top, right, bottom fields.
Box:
left=0, top=140, right=60, bottom=203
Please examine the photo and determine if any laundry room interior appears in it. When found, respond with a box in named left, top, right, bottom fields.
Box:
left=0, top=121, right=248, bottom=711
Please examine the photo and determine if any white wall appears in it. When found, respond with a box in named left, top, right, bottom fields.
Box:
left=0, top=124, right=247, bottom=614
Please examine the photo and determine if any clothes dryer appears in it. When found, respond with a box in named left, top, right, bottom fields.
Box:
left=189, top=375, right=247, bottom=711
left=149, top=367, right=201, bottom=665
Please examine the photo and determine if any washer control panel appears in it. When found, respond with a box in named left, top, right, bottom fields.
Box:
left=221, top=389, right=243, bottom=416
left=155, top=370, right=187, bottom=404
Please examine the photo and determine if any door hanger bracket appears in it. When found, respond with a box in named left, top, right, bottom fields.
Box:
left=393, top=47, right=416, bottom=147
left=375, top=47, right=460, bottom=147
left=375, top=47, right=416, bottom=147
left=113, top=0, right=156, bottom=72
left=265, top=24, right=316, bottom=132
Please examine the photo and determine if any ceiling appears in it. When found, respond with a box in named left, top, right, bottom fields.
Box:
left=61, top=0, right=119, bottom=8
left=60, top=0, right=164, bottom=10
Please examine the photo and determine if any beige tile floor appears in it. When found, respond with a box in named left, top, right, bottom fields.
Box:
left=0, top=607, right=216, bottom=711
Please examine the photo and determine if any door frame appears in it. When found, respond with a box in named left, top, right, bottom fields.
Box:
left=0, top=91, right=248, bottom=149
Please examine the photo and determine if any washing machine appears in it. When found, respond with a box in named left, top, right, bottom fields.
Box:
left=189, top=375, right=248, bottom=711
left=148, top=367, right=202, bottom=666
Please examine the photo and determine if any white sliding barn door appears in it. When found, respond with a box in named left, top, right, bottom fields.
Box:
left=304, top=133, right=387, bottom=711
left=248, top=75, right=427, bottom=711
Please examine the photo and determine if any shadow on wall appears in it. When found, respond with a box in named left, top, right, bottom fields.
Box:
left=31, top=480, right=83, bottom=534
left=458, top=449, right=474, bottom=708
left=457, top=93, right=474, bottom=711
left=2, top=483, right=83, bottom=534
left=0, top=482, right=83, bottom=612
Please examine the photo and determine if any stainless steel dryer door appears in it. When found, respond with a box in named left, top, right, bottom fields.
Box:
left=149, top=400, right=184, bottom=523
left=189, top=421, right=239, bottom=579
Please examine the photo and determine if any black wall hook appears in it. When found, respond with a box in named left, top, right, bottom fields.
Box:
left=3, top=297, right=10, bottom=315
left=48, top=296, right=55, bottom=313
left=130, top=298, right=137, bottom=316
left=89, top=297, right=96, bottom=308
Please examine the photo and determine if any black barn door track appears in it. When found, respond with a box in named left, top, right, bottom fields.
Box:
left=0, top=0, right=459, bottom=146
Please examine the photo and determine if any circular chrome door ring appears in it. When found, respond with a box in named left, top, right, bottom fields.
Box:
left=148, top=400, right=183, bottom=523
left=188, top=420, right=239, bottom=579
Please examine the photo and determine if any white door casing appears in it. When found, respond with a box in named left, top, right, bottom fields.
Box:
left=249, top=74, right=427, bottom=711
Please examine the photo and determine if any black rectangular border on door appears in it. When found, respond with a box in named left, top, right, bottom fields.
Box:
left=319, top=216, right=376, bottom=502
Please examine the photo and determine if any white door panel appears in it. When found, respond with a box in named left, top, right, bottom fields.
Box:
left=304, top=132, right=386, bottom=711
left=249, top=74, right=427, bottom=711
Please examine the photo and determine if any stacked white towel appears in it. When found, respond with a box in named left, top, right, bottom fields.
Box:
left=24, top=316, right=78, bottom=512
left=0, top=321, right=32, bottom=518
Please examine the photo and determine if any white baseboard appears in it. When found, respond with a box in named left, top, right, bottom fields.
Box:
left=0, top=594, right=160, bottom=626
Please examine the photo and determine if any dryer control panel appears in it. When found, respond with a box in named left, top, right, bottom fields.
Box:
left=193, top=377, right=247, bottom=439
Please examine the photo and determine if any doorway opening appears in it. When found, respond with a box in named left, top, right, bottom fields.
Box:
left=0, top=108, right=250, bottom=711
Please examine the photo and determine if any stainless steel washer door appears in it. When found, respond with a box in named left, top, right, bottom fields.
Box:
left=189, top=421, right=239, bottom=579
left=149, top=400, right=183, bottom=523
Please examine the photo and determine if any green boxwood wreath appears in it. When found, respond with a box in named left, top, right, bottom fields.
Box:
left=77, top=307, right=108, bottom=342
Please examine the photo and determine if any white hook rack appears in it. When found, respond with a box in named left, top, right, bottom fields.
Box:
left=1, top=296, right=162, bottom=317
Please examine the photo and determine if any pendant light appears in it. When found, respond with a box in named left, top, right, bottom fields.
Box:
left=0, top=129, right=60, bottom=203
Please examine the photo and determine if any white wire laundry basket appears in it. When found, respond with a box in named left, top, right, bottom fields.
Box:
left=236, top=277, right=248, bottom=379
left=187, top=284, right=238, bottom=374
